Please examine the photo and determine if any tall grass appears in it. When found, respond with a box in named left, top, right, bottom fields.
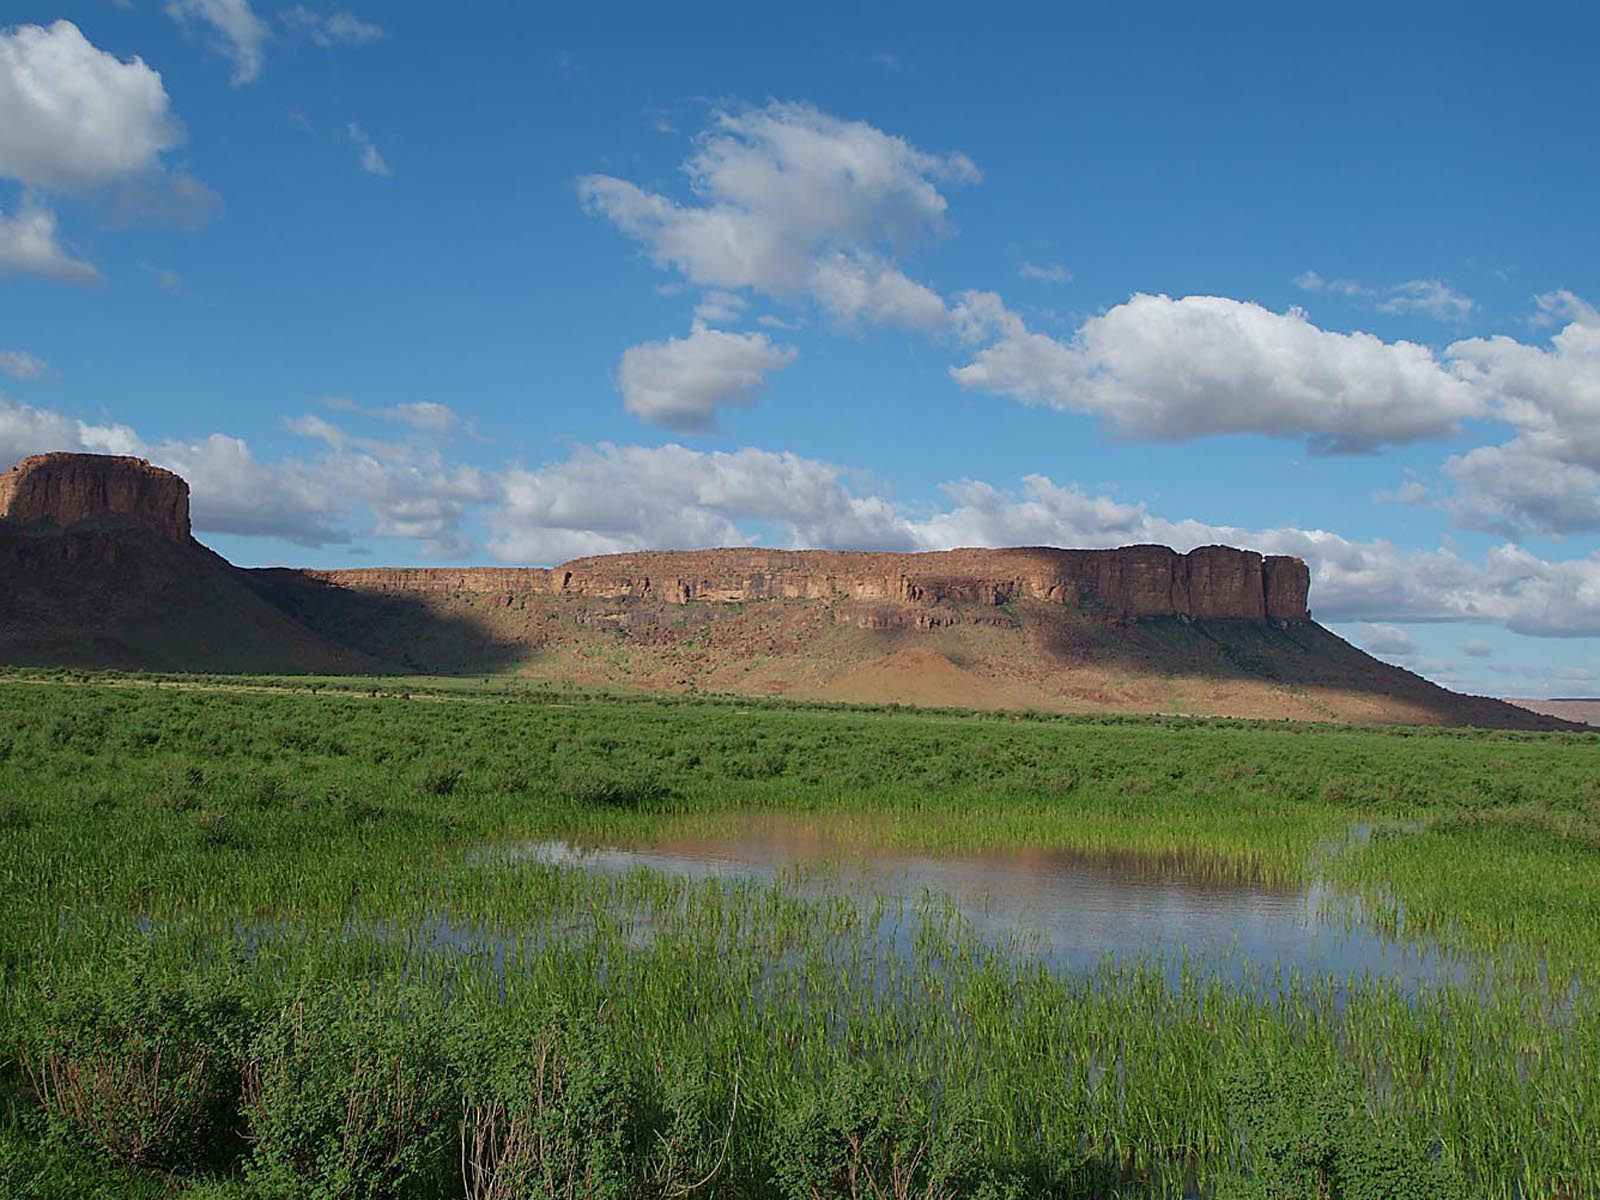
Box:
left=0, top=677, right=1596, bottom=1197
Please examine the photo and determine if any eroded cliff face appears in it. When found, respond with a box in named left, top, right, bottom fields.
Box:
left=0, top=453, right=1309, bottom=624
left=296, top=545, right=1311, bottom=623
left=10, top=451, right=1581, bottom=728
left=0, top=453, right=190, bottom=542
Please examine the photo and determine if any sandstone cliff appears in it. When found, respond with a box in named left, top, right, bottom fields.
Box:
left=293, top=545, right=1311, bottom=624
left=0, top=454, right=1308, bottom=624
left=0, top=453, right=190, bottom=541
left=7, top=449, right=1572, bottom=730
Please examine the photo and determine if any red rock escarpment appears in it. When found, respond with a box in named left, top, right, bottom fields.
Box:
left=294, top=545, right=1310, bottom=623
left=0, top=453, right=190, bottom=542
left=0, top=453, right=1307, bottom=622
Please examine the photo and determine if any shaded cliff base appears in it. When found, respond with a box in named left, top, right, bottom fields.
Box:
left=0, top=520, right=379, bottom=675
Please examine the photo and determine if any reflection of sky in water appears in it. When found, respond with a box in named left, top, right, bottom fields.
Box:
left=514, top=824, right=1475, bottom=999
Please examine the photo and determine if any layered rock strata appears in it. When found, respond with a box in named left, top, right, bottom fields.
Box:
left=0, top=453, right=1309, bottom=623
left=292, top=545, right=1310, bottom=623
left=0, top=453, right=190, bottom=542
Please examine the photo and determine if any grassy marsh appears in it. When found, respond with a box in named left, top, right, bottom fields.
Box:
left=0, top=674, right=1596, bottom=1197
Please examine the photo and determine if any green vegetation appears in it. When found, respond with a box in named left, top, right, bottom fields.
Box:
left=0, top=674, right=1596, bottom=1198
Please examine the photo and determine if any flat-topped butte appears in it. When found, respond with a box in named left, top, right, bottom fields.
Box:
left=284, top=545, right=1310, bottom=624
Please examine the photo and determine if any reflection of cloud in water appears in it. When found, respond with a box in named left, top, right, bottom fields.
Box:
left=504, top=817, right=1477, bottom=1001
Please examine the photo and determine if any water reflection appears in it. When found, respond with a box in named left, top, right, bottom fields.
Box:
left=501, top=816, right=1475, bottom=999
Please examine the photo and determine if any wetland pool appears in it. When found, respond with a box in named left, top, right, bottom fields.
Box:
left=485, top=815, right=1483, bottom=1000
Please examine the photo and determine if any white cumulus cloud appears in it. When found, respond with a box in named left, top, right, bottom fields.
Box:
left=579, top=100, right=973, bottom=321
left=0, top=21, right=209, bottom=282
left=1295, top=270, right=1474, bottom=322
left=692, top=291, right=746, bottom=325
left=1431, top=297, right=1600, bottom=538
left=0, top=20, right=184, bottom=192
left=807, top=252, right=950, bottom=332
left=951, top=292, right=1483, bottom=452
left=1, top=395, right=143, bottom=463
left=1351, top=623, right=1417, bottom=657
left=489, top=442, right=909, bottom=564
left=1448, top=297, right=1600, bottom=469
left=618, top=326, right=797, bottom=432
left=1444, top=443, right=1600, bottom=539
left=324, top=397, right=462, bottom=437
left=1375, top=279, right=1475, bottom=322
left=1293, top=270, right=1363, bottom=297
left=1018, top=261, right=1071, bottom=284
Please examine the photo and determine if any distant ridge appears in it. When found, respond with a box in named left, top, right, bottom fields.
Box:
left=0, top=452, right=1580, bottom=729
left=1501, top=698, right=1600, bottom=728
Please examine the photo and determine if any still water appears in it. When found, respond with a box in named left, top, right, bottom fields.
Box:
left=502, top=816, right=1474, bottom=998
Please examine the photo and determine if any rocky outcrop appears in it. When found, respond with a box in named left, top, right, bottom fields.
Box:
left=1265, top=557, right=1311, bottom=621
left=293, top=545, right=1311, bottom=623
left=0, top=453, right=190, bottom=542
left=0, top=453, right=1308, bottom=623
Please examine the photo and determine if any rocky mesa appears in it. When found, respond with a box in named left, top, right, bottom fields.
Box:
left=0, top=452, right=191, bottom=542
left=2, top=452, right=1575, bottom=730
left=295, top=545, right=1311, bottom=624
left=0, top=453, right=1306, bottom=624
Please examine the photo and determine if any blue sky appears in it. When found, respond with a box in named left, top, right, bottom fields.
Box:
left=2, top=2, right=1599, bottom=698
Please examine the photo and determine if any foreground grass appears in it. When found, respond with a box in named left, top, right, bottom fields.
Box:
left=0, top=676, right=1596, bottom=1197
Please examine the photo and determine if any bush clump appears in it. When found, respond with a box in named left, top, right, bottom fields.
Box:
left=635, top=1047, right=740, bottom=1198
left=565, top=770, right=674, bottom=811
left=1221, top=1050, right=1466, bottom=1200
left=769, top=1060, right=987, bottom=1200
left=415, top=761, right=466, bottom=797
left=243, top=986, right=456, bottom=1200
left=455, top=1003, right=633, bottom=1200
left=152, top=761, right=210, bottom=812
left=17, top=961, right=252, bottom=1171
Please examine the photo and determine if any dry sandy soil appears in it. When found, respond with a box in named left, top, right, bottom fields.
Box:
left=1501, top=698, right=1600, bottom=727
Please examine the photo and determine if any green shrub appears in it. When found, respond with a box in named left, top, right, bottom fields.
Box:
left=17, top=962, right=252, bottom=1171
left=415, top=762, right=465, bottom=797
left=1221, top=1050, right=1466, bottom=1200
left=725, top=747, right=789, bottom=780
left=153, top=761, right=209, bottom=812
left=768, top=1061, right=984, bottom=1200
left=244, top=986, right=455, bottom=1200
left=244, top=769, right=294, bottom=810
left=637, top=1047, right=738, bottom=1199
left=565, top=770, right=673, bottom=810
left=455, top=1004, right=633, bottom=1200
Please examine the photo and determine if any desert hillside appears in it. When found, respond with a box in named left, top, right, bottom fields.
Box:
left=0, top=451, right=1571, bottom=728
